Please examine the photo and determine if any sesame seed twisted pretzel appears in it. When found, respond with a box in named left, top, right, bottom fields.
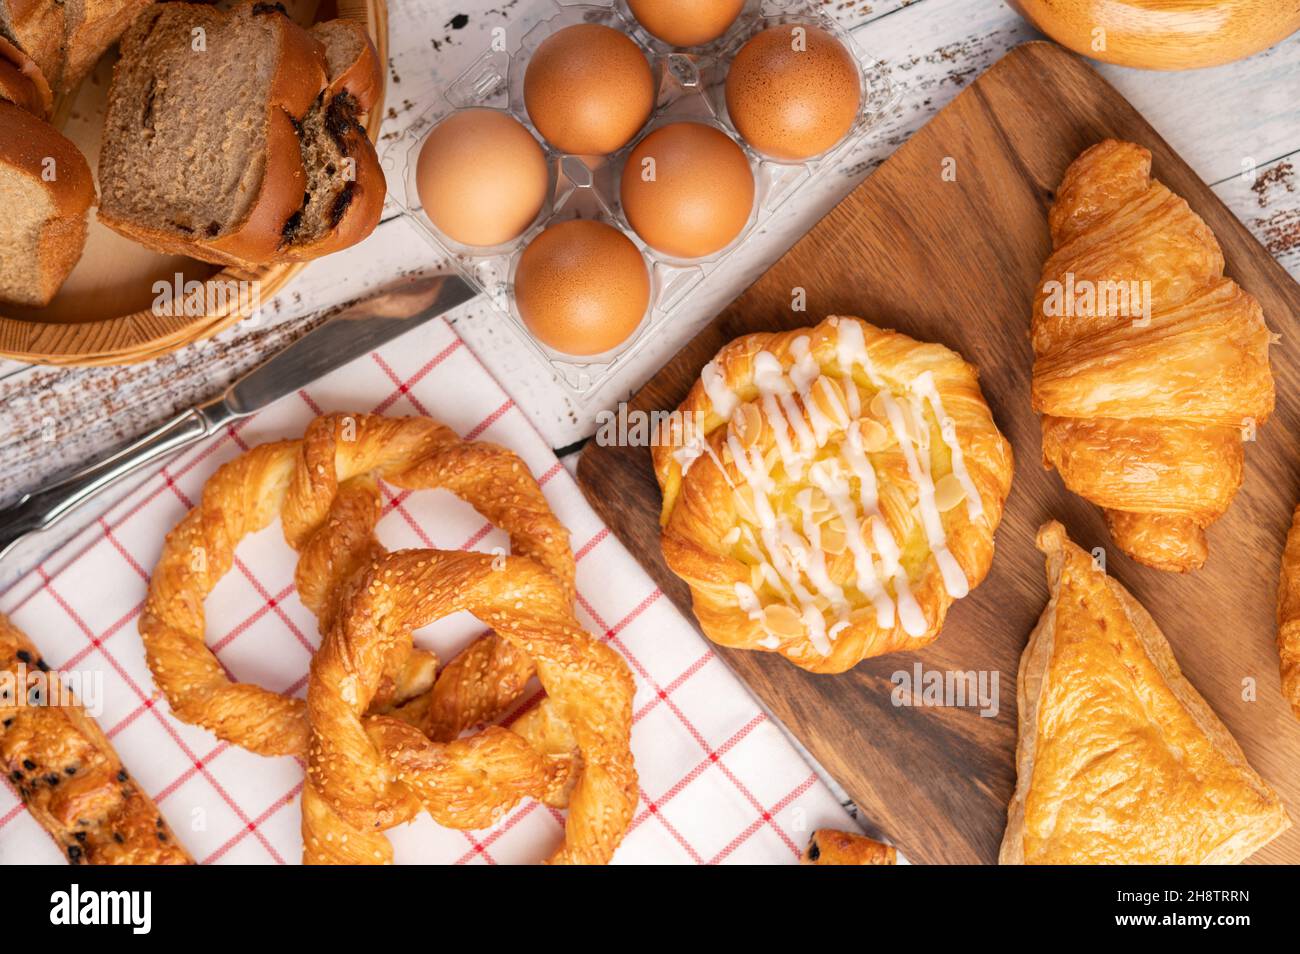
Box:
left=304, top=550, right=637, bottom=864
left=140, top=414, right=575, bottom=754
left=138, top=414, right=620, bottom=861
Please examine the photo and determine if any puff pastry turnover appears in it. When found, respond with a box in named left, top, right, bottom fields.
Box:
left=653, top=316, right=1013, bottom=673
left=1031, top=140, right=1274, bottom=573
left=1001, top=521, right=1290, bottom=864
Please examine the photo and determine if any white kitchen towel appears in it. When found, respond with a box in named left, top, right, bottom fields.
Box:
left=0, top=315, right=857, bottom=864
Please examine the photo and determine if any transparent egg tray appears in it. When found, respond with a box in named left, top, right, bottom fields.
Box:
left=380, top=0, right=897, bottom=400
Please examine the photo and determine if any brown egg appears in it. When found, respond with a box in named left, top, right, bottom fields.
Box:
left=416, top=109, right=548, bottom=247
left=514, top=220, right=650, bottom=355
left=620, top=122, right=754, bottom=259
left=725, top=24, right=862, bottom=161
left=627, top=0, right=745, bottom=47
left=524, top=23, right=656, bottom=156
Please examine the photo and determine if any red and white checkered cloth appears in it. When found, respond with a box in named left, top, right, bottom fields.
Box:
left=0, top=316, right=856, bottom=864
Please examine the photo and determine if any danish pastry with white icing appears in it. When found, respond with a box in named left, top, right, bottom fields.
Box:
left=652, top=316, right=1013, bottom=673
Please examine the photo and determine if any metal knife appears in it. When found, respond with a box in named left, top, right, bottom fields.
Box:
left=0, top=273, right=477, bottom=563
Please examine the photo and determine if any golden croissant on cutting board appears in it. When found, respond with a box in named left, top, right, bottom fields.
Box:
left=1031, top=139, right=1275, bottom=572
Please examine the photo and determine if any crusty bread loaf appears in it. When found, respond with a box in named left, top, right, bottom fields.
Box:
left=281, top=19, right=384, bottom=260
left=1, top=614, right=191, bottom=864
left=98, top=2, right=382, bottom=268
left=60, top=0, right=153, bottom=94
left=98, top=2, right=325, bottom=267
left=0, top=0, right=66, bottom=92
left=0, top=100, right=94, bottom=306
left=0, top=32, right=51, bottom=116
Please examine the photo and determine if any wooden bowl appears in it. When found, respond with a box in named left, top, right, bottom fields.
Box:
left=0, top=0, right=388, bottom=366
left=1009, top=0, right=1300, bottom=70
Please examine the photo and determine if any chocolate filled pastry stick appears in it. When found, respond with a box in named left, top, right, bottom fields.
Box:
left=0, top=614, right=191, bottom=864
left=801, top=829, right=896, bottom=865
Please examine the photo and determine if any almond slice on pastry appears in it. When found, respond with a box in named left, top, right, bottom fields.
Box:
left=1000, top=521, right=1290, bottom=864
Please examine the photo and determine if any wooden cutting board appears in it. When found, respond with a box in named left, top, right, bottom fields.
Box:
left=576, top=40, right=1300, bottom=865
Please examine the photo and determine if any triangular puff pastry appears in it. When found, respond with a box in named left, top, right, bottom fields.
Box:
left=1000, top=521, right=1290, bottom=864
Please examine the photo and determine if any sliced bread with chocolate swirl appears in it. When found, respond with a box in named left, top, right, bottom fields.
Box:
left=280, top=18, right=384, bottom=260
left=97, top=1, right=382, bottom=268
left=98, top=1, right=324, bottom=267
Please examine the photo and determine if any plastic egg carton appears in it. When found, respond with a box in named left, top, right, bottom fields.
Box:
left=380, top=0, right=897, bottom=400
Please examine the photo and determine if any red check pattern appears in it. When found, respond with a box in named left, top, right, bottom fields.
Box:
left=0, top=317, right=855, bottom=864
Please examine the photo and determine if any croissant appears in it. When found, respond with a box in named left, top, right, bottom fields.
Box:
left=1001, top=521, right=1290, bottom=864
left=653, top=316, right=1013, bottom=673
left=1031, top=140, right=1274, bottom=572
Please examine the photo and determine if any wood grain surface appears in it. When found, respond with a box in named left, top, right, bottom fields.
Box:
left=576, top=40, right=1300, bottom=865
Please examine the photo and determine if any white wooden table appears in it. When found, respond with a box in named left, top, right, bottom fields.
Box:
left=1, top=0, right=1298, bottom=589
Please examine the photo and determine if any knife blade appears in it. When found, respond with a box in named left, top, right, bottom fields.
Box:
left=221, top=273, right=476, bottom=417
left=0, top=273, right=477, bottom=563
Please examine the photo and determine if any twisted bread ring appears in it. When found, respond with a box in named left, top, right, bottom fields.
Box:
left=140, top=413, right=634, bottom=862
left=305, top=550, right=637, bottom=865
left=140, top=414, right=574, bottom=754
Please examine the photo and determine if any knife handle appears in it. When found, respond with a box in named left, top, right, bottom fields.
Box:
left=0, top=400, right=236, bottom=564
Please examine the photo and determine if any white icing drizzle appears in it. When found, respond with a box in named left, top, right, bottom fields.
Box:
left=789, top=335, right=821, bottom=391
left=876, top=389, right=969, bottom=599
left=801, top=604, right=831, bottom=656
left=834, top=317, right=884, bottom=387
left=890, top=567, right=928, bottom=634
left=912, top=370, right=984, bottom=521
left=676, top=361, right=740, bottom=477
left=841, top=417, right=903, bottom=579
left=734, top=582, right=761, bottom=615
left=686, top=318, right=980, bottom=655
left=762, top=392, right=802, bottom=477
left=675, top=430, right=730, bottom=480
left=794, top=489, right=848, bottom=612
left=672, top=440, right=703, bottom=472
left=781, top=392, right=817, bottom=457
left=702, top=360, right=739, bottom=420
left=807, top=458, right=899, bottom=630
